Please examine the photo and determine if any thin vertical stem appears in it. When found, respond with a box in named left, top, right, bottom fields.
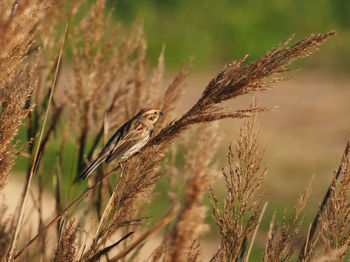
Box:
left=94, top=168, right=124, bottom=241
left=245, top=202, right=268, bottom=262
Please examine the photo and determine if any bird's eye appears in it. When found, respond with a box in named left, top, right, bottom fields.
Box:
left=154, top=112, right=157, bottom=115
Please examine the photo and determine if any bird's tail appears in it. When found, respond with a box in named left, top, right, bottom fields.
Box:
left=79, top=155, right=105, bottom=180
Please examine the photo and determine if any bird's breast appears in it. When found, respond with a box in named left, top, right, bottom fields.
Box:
left=121, top=132, right=151, bottom=159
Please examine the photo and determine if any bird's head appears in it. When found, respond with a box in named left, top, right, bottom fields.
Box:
left=139, top=108, right=164, bottom=124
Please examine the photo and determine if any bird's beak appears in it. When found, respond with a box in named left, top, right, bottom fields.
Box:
left=159, top=111, right=164, bottom=116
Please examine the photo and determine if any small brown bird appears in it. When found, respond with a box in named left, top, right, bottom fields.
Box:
left=79, top=108, right=163, bottom=180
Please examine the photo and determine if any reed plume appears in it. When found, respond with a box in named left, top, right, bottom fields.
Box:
left=0, top=0, right=49, bottom=189
left=317, top=140, right=350, bottom=261
left=209, top=109, right=267, bottom=261
left=263, top=178, right=313, bottom=262
left=53, top=220, right=77, bottom=262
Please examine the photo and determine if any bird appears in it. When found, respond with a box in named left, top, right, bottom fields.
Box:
left=79, top=108, right=163, bottom=180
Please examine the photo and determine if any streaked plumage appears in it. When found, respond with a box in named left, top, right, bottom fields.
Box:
left=79, top=108, right=163, bottom=180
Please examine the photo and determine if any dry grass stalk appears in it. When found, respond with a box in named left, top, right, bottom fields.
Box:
left=0, top=56, right=40, bottom=190
left=53, top=220, right=78, bottom=262
left=0, top=0, right=43, bottom=61
left=263, top=177, right=313, bottom=262
left=7, top=23, right=68, bottom=262
left=0, top=0, right=63, bottom=189
left=147, top=31, right=335, bottom=152
left=187, top=241, right=202, bottom=262
left=209, top=111, right=267, bottom=262
left=298, top=139, right=350, bottom=261
left=88, top=232, right=134, bottom=262
left=109, top=211, right=179, bottom=261
left=316, top=140, right=350, bottom=261
left=245, top=201, right=268, bottom=262
left=0, top=2, right=72, bottom=258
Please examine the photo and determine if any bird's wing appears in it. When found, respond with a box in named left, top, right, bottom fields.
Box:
left=79, top=152, right=108, bottom=180
left=105, top=121, right=148, bottom=163
left=105, top=138, right=140, bottom=163
left=97, top=118, right=134, bottom=157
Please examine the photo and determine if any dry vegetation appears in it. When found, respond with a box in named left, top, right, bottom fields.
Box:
left=0, top=0, right=348, bottom=261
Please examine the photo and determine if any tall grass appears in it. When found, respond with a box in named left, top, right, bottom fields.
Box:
left=0, top=0, right=347, bottom=262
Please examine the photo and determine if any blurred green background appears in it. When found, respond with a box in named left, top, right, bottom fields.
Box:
left=107, top=0, right=349, bottom=70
